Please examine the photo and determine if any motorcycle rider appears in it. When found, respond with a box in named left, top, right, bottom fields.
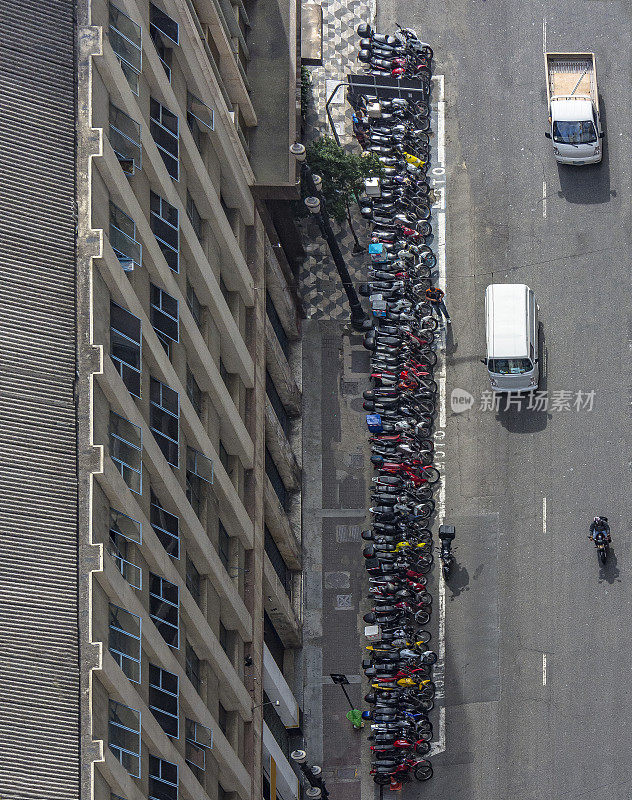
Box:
left=589, top=516, right=611, bottom=544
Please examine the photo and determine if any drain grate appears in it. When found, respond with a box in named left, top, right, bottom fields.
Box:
left=335, top=525, right=362, bottom=542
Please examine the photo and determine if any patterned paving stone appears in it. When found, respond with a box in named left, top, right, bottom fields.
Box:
left=299, top=0, right=374, bottom=320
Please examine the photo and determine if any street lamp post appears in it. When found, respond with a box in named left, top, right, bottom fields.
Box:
left=290, top=143, right=371, bottom=331
left=290, top=750, right=330, bottom=800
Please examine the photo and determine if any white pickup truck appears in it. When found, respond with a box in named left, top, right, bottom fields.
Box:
left=545, top=52, right=603, bottom=165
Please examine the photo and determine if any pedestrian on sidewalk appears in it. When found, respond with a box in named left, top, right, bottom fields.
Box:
left=426, top=285, right=451, bottom=324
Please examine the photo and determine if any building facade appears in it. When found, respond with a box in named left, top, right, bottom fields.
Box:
left=1, top=1, right=304, bottom=799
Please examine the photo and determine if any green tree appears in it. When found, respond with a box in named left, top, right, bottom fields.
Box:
left=304, top=136, right=383, bottom=223
left=300, top=66, right=312, bottom=118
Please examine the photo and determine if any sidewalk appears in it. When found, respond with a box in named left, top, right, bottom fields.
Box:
left=300, top=0, right=375, bottom=319
left=301, top=319, right=373, bottom=800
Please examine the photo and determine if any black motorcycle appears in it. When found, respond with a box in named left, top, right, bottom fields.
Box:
left=438, top=525, right=455, bottom=579
left=593, top=530, right=610, bottom=564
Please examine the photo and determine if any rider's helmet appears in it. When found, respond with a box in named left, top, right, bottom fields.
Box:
left=594, top=516, right=601, bottom=524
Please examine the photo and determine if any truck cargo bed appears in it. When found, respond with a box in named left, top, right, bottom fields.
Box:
left=546, top=52, right=596, bottom=102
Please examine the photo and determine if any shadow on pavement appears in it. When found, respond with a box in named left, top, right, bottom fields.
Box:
left=496, top=324, right=548, bottom=432
left=598, top=545, right=621, bottom=585
left=556, top=96, right=615, bottom=205
left=446, top=556, right=469, bottom=599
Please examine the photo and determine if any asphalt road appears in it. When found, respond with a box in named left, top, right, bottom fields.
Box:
left=374, top=2, right=632, bottom=798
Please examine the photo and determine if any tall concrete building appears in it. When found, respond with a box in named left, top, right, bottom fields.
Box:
left=2, top=1, right=304, bottom=800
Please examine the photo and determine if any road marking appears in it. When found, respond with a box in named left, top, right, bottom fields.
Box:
left=428, top=571, right=446, bottom=756
left=542, top=496, right=547, bottom=534
left=429, top=73, right=447, bottom=760
left=542, top=653, right=547, bottom=685
left=542, top=180, right=547, bottom=218
left=542, top=18, right=547, bottom=54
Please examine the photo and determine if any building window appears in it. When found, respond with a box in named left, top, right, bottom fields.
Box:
left=218, top=521, right=230, bottom=570
left=150, top=98, right=179, bottom=180
left=150, top=193, right=179, bottom=272
left=186, top=640, right=201, bottom=693
left=110, top=301, right=142, bottom=396
left=149, top=663, right=179, bottom=738
left=186, top=281, right=203, bottom=330
left=110, top=202, right=142, bottom=272
left=109, top=103, right=142, bottom=175
left=109, top=4, right=142, bottom=94
left=263, top=691, right=289, bottom=757
left=149, top=3, right=178, bottom=81
left=187, top=91, right=214, bottom=150
left=219, top=274, right=229, bottom=302
left=150, top=3, right=179, bottom=43
left=266, top=292, right=289, bottom=358
left=185, top=719, right=212, bottom=780
left=150, top=283, right=179, bottom=359
left=150, top=377, right=179, bottom=467
left=149, top=755, right=178, bottom=800
left=109, top=510, right=142, bottom=590
left=264, top=612, right=284, bottom=672
left=149, top=573, right=179, bottom=648
left=186, top=367, right=203, bottom=418
left=219, top=621, right=231, bottom=658
left=266, top=371, right=289, bottom=435
left=265, top=526, right=291, bottom=597
left=265, top=447, right=288, bottom=511
left=109, top=700, right=141, bottom=777
left=109, top=604, right=141, bottom=683
left=186, top=191, right=203, bottom=241
left=186, top=447, right=214, bottom=517
left=110, top=412, right=142, bottom=494
left=219, top=358, right=229, bottom=385
left=219, top=441, right=230, bottom=473
left=150, top=489, right=180, bottom=558
left=186, top=555, right=202, bottom=607
left=218, top=702, right=228, bottom=735
left=110, top=508, right=142, bottom=542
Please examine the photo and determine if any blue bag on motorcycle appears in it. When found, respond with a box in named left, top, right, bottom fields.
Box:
left=366, top=413, right=383, bottom=433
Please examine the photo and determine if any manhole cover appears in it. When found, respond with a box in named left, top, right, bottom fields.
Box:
left=324, top=571, right=350, bottom=589
left=336, top=594, right=353, bottom=610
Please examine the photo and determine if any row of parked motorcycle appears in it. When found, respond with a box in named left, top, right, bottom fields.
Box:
left=350, top=23, right=443, bottom=792
left=357, top=22, right=433, bottom=81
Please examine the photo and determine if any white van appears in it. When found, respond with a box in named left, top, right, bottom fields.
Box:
left=483, top=284, right=539, bottom=392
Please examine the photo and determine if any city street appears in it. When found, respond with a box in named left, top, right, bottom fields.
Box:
left=368, top=1, right=632, bottom=798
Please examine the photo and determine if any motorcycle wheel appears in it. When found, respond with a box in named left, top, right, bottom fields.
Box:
left=414, top=761, right=434, bottom=781
left=442, top=563, right=451, bottom=580
left=373, top=774, right=391, bottom=786
left=422, top=466, right=441, bottom=484
left=415, top=740, right=431, bottom=755
left=600, top=548, right=607, bottom=564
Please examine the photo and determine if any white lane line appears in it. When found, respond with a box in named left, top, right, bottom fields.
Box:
left=542, top=496, right=547, bottom=534
left=542, top=18, right=547, bottom=54
left=542, top=653, right=547, bottom=685
left=429, top=72, right=447, bottom=759
left=542, top=180, right=547, bottom=218
left=436, top=74, right=446, bottom=165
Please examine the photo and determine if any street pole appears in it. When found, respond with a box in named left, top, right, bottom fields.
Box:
left=301, top=162, right=370, bottom=331
left=290, top=143, right=371, bottom=331
left=290, top=750, right=330, bottom=800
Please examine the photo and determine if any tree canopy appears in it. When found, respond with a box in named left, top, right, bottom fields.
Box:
left=303, top=136, right=383, bottom=223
